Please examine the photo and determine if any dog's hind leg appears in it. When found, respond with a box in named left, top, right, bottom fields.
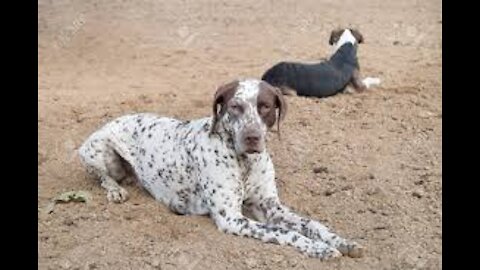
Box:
left=78, top=135, right=130, bottom=203
left=351, top=69, right=381, bottom=92
left=350, top=69, right=368, bottom=92
left=362, top=77, right=381, bottom=88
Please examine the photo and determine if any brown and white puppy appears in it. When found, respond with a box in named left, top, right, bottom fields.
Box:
left=262, top=28, right=381, bottom=98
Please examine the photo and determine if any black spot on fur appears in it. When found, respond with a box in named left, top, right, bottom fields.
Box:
left=292, top=235, right=299, bottom=242
left=266, top=238, right=280, bottom=244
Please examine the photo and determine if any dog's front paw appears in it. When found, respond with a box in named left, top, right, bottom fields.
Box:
left=336, top=241, right=365, bottom=258
left=107, top=187, right=129, bottom=203
left=305, top=242, right=342, bottom=260
left=362, top=77, right=381, bottom=89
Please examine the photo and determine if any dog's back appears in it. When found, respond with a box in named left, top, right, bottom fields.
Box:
left=262, top=42, right=359, bottom=98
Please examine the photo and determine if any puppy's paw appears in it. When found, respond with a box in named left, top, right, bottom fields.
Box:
left=362, top=77, right=381, bottom=89
left=107, top=187, right=129, bottom=203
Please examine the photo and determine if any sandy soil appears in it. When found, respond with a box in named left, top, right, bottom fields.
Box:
left=38, top=0, right=442, bottom=269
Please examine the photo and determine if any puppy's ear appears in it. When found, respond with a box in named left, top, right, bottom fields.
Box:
left=329, top=28, right=343, bottom=45
left=349, top=28, right=364, bottom=44
left=211, top=80, right=238, bottom=133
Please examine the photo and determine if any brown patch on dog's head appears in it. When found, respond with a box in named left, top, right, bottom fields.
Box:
left=329, top=28, right=344, bottom=45
left=211, top=80, right=239, bottom=133
left=329, top=28, right=364, bottom=45
left=258, top=81, right=287, bottom=136
left=349, top=28, right=364, bottom=44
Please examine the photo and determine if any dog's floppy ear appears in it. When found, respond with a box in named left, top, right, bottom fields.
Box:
left=274, top=86, right=287, bottom=137
left=211, top=80, right=238, bottom=134
left=329, top=28, right=344, bottom=45
left=259, top=81, right=287, bottom=137
left=349, top=28, right=364, bottom=44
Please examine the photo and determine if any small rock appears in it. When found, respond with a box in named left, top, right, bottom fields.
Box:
left=324, top=189, right=336, bottom=196
left=412, top=190, right=424, bottom=198
left=368, top=173, right=375, bottom=180
left=393, top=40, right=400, bottom=45
left=414, top=179, right=425, bottom=185
left=341, top=184, right=353, bottom=191
left=313, top=166, right=329, bottom=174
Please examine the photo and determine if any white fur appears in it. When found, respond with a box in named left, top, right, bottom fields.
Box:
left=235, top=79, right=261, bottom=100
left=332, top=29, right=357, bottom=53
left=362, top=77, right=381, bottom=89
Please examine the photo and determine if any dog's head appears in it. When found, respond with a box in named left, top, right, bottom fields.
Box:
left=211, top=79, right=287, bottom=155
left=329, top=28, right=364, bottom=51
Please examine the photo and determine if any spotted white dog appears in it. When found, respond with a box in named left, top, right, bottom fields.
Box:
left=78, top=79, right=364, bottom=260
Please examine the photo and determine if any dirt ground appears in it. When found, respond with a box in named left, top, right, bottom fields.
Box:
left=38, top=0, right=442, bottom=269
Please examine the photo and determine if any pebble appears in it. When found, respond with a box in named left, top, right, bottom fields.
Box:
left=313, top=166, right=329, bottom=174
left=324, top=189, right=337, bottom=196
left=414, top=179, right=425, bottom=185
left=412, top=190, right=424, bottom=198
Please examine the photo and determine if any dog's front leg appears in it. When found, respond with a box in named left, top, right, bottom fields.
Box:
left=253, top=197, right=365, bottom=258
left=210, top=206, right=341, bottom=260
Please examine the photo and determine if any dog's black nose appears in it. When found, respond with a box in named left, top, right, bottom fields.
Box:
left=245, top=135, right=260, bottom=144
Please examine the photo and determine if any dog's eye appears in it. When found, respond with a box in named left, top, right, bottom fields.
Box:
left=258, top=104, right=271, bottom=114
left=230, top=104, right=243, bottom=114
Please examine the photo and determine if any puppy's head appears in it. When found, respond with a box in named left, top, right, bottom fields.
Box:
left=329, top=28, right=364, bottom=51
left=211, top=79, right=287, bottom=155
